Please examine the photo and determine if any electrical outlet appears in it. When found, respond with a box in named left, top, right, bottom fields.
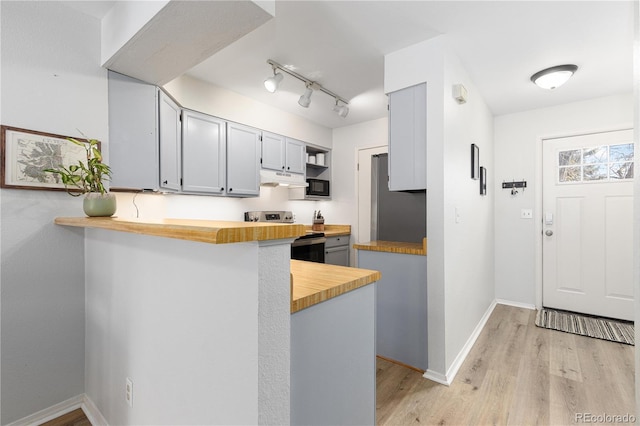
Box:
left=126, top=378, right=133, bottom=407
left=521, top=209, right=533, bottom=219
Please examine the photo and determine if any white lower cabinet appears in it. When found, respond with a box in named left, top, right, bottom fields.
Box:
left=324, top=235, right=350, bottom=267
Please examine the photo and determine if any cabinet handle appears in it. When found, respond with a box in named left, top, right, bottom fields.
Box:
left=229, top=188, right=233, bottom=192
left=163, top=180, right=168, bottom=185
left=221, top=187, right=224, bottom=191
left=287, top=166, right=290, bottom=170
left=282, top=166, right=285, bottom=170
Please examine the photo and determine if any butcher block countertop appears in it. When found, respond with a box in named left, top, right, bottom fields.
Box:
left=353, top=238, right=427, bottom=256
left=54, top=217, right=306, bottom=244
left=290, top=260, right=380, bottom=313
left=304, top=224, right=351, bottom=237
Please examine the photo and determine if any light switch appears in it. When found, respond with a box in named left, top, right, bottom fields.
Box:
left=521, top=209, right=533, bottom=219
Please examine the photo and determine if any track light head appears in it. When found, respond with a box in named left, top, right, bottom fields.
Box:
left=333, top=99, right=349, bottom=118
left=298, top=86, right=313, bottom=108
left=264, top=69, right=284, bottom=93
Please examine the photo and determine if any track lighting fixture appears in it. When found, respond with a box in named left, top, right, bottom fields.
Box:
left=264, top=67, right=284, bottom=93
left=333, top=99, right=349, bottom=118
left=264, top=59, right=349, bottom=117
left=530, top=64, right=578, bottom=90
left=298, top=86, right=313, bottom=108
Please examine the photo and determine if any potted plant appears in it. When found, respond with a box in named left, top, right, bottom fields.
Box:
left=45, top=136, right=117, bottom=217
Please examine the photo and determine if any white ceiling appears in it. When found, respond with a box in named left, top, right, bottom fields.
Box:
left=65, top=0, right=635, bottom=130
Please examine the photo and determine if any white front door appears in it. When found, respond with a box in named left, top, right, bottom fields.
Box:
left=542, top=129, right=634, bottom=320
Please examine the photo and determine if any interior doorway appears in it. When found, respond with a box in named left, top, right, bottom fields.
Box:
left=357, top=145, right=388, bottom=248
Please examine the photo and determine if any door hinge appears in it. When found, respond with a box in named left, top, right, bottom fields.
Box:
left=357, top=163, right=359, bottom=171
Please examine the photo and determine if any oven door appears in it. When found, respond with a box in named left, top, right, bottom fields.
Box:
left=291, top=235, right=326, bottom=263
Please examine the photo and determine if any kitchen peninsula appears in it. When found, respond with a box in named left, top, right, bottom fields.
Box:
left=355, top=238, right=427, bottom=371
left=55, top=217, right=379, bottom=425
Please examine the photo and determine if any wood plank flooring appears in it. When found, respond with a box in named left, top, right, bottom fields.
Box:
left=377, top=304, right=635, bottom=425
left=41, top=408, right=91, bottom=426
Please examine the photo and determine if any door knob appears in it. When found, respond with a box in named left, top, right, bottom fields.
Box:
left=545, top=230, right=553, bottom=236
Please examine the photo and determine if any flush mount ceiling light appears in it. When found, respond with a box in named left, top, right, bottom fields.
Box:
left=530, top=64, right=578, bottom=90
left=298, top=85, right=313, bottom=108
left=264, top=59, right=349, bottom=117
left=263, top=66, right=284, bottom=93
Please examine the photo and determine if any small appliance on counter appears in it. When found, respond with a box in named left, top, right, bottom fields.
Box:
left=244, top=211, right=326, bottom=263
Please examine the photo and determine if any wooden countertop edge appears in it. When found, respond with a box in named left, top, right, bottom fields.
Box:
left=290, top=260, right=381, bottom=313
left=353, top=238, right=427, bottom=256
left=304, top=224, right=351, bottom=236
left=54, top=217, right=306, bottom=244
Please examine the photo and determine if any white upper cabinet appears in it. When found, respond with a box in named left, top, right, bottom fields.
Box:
left=108, top=71, right=160, bottom=191
left=182, top=110, right=226, bottom=194
left=261, top=132, right=305, bottom=175
left=388, top=83, right=426, bottom=191
left=261, top=131, right=285, bottom=171
left=158, top=90, right=182, bottom=191
left=285, top=138, right=306, bottom=175
left=226, top=122, right=261, bottom=197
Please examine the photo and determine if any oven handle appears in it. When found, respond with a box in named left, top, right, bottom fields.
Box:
left=292, top=237, right=326, bottom=247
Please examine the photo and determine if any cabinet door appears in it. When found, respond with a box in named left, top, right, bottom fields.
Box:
left=285, top=138, right=306, bottom=174
left=388, top=83, right=426, bottom=191
left=182, top=110, right=226, bottom=194
left=227, top=123, right=261, bottom=197
left=325, top=247, right=349, bottom=267
left=158, top=90, right=182, bottom=191
left=261, top=131, right=285, bottom=171
left=108, top=71, right=159, bottom=191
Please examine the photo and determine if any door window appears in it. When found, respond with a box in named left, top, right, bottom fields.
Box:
left=558, top=143, right=634, bottom=183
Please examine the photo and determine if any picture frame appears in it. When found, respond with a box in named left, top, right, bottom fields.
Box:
left=471, top=143, right=480, bottom=180
left=1, top=126, right=96, bottom=191
left=480, top=166, right=487, bottom=196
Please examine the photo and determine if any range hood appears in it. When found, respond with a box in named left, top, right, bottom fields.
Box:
left=259, top=169, right=308, bottom=187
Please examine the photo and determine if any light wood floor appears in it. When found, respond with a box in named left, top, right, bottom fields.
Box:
left=377, top=304, right=635, bottom=425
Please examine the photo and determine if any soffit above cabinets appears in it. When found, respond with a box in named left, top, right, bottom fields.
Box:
left=102, top=1, right=274, bottom=86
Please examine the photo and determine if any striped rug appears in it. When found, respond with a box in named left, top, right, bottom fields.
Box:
left=535, top=308, right=634, bottom=345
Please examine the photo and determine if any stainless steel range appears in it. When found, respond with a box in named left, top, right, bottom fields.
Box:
left=244, top=211, right=326, bottom=263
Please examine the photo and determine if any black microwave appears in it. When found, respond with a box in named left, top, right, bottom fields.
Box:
left=306, top=178, right=330, bottom=197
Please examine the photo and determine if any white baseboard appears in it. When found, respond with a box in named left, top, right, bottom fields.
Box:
left=6, top=394, right=84, bottom=426
left=81, top=394, right=109, bottom=426
left=7, top=394, right=108, bottom=426
left=495, top=298, right=536, bottom=310
left=423, top=300, right=498, bottom=386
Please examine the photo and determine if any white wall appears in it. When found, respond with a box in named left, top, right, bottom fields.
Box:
left=0, top=2, right=107, bottom=423
left=331, top=117, right=388, bottom=262
left=384, top=36, right=495, bottom=379
left=494, top=93, right=634, bottom=307
left=85, top=230, right=290, bottom=425
left=441, top=49, right=495, bottom=372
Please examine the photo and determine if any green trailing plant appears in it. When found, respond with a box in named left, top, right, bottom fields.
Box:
left=45, top=137, right=111, bottom=196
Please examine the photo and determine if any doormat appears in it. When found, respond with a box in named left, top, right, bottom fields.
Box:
left=535, top=308, right=634, bottom=345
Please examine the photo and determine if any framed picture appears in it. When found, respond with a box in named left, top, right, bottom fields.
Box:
left=471, top=143, right=480, bottom=180
left=480, top=166, right=487, bottom=196
left=1, top=126, right=95, bottom=191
